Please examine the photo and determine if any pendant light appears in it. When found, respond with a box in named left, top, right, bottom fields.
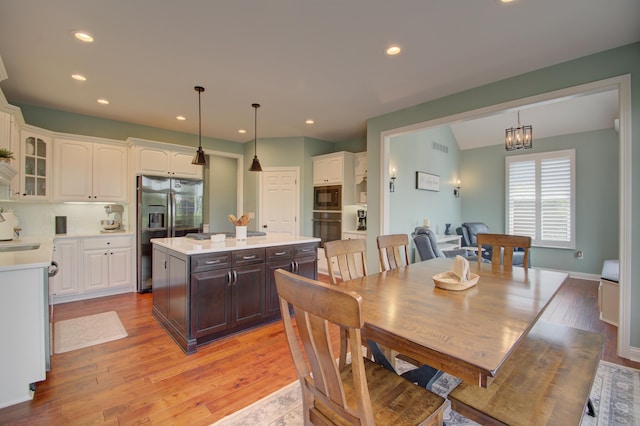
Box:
left=505, top=110, right=533, bottom=151
left=191, top=86, right=207, bottom=166
left=249, top=103, right=263, bottom=172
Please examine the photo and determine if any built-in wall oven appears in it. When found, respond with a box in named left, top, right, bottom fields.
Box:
left=312, top=211, right=342, bottom=247
left=313, top=185, right=342, bottom=211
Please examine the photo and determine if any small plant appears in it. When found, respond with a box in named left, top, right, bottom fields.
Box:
left=0, top=148, right=14, bottom=160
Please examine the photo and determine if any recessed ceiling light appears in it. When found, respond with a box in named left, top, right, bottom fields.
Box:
left=386, top=45, right=401, bottom=56
left=176, top=115, right=186, bottom=121
left=71, top=74, right=87, bottom=81
left=238, top=129, right=247, bottom=134
left=306, top=119, right=314, bottom=125
left=499, top=0, right=518, bottom=3
left=74, top=31, right=94, bottom=43
left=97, top=99, right=109, bottom=105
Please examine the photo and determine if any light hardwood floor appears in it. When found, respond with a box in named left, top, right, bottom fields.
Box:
left=0, top=276, right=637, bottom=425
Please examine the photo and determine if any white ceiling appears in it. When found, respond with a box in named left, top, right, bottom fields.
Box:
left=0, top=0, right=637, bottom=147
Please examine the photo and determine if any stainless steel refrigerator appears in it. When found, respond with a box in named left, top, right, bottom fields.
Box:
left=136, top=175, right=203, bottom=292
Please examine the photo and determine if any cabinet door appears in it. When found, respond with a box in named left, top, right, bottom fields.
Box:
left=167, top=253, right=189, bottom=336
left=355, top=152, right=367, bottom=176
left=135, top=146, right=171, bottom=175
left=108, top=247, right=131, bottom=288
left=313, top=155, right=344, bottom=184
left=20, top=132, right=52, bottom=200
left=265, top=259, right=293, bottom=318
left=83, top=249, right=110, bottom=291
left=232, top=264, right=265, bottom=327
left=53, top=139, right=93, bottom=201
left=93, top=144, right=128, bottom=202
left=295, top=255, right=318, bottom=280
left=152, top=246, right=169, bottom=317
left=313, top=158, right=329, bottom=185
left=51, top=239, right=80, bottom=299
left=325, top=156, right=344, bottom=183
left=191, top=269, right=232, bottom=337
left=171, top=150, right=202, bottom=178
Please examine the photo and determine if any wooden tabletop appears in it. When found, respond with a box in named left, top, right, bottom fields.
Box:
left=335, top=258, right=568, bottom=387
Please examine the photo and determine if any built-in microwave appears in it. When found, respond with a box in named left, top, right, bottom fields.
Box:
left=313, top=185, right=342, bottom=211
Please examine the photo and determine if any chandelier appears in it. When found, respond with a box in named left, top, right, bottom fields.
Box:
left=505, top=111, right=533, bottom=151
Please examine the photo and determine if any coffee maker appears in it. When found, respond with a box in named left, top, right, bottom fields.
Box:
left=357, top=209, right=367, bottom=231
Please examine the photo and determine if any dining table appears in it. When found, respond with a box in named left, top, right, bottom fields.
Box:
left=334, top=257, right=568, bottom=388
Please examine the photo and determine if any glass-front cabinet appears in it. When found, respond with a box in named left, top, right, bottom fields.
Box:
left=20, top=131, right=51, bottom=199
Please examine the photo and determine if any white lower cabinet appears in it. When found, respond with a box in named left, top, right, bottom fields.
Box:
left=51, top=239, right=80, bottom=301
left=51, top=235, right=133, bottom=304
left=83, top=236, right=132, bottom=292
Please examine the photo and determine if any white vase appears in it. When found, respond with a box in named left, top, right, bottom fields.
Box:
left=236, top=226, right=247, bottom=241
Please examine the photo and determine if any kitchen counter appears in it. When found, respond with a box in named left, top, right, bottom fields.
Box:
left=151, top=234, right=320, bottom=353
left=151, top=233, right=320, bottom=255
left=0, top=236, right=53, bottom=272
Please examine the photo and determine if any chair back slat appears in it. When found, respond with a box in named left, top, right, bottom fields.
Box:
left=324, top=239, right=368, bottom=284
left=376, top=234, right=410, bottom=271
left=477, top=233, right=531, bottom=268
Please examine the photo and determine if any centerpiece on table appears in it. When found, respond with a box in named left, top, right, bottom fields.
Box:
left=432, top=255, right=479, bottom=290
left=228, top=214, right=250, bottom=240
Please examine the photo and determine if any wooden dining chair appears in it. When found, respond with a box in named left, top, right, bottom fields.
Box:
left=324, top=239, right=368, bottom=369
left=476, top=233, right=531, bottom=268
left=324, top=239, right=368, bottom=284
left=274, top=269, right=445, bottom=426
left=376, top=233, right=410, bottom=271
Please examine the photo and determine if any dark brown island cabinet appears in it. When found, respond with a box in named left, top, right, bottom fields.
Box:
left=151, top=236, right=319, bottom=353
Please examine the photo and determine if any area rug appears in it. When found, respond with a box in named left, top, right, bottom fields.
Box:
left=211, top=360, right=640, bottom=425
left=54, top=311, right=127, bottom=354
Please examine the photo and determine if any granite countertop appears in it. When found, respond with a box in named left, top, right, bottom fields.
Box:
left=0, top=236, right=53, bottom=272
left=151, top=234, right=320, bottom=255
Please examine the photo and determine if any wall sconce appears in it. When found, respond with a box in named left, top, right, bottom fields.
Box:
left=454, top=180, right=461, bottom=198
left=390, top=168, right=397, bottom=192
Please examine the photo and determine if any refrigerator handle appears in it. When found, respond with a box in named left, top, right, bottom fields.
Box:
left=169, top=191, right=176, bottom=237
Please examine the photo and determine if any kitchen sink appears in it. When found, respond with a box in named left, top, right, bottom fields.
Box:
left=0, top=242, right=41, bottom=252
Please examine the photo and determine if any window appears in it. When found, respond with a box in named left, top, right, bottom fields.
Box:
left=506, top=149, right=575, bottom=249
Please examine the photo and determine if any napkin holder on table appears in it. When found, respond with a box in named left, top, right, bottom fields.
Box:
left=433, top=255, right=479, bottom=291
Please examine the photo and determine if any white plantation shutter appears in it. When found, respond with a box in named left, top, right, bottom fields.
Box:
left=506, top=150, right=575, bottom=249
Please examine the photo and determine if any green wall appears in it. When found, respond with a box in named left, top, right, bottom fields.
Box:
left=366, top=42, right=640, bottom=348
left=206, top=155, right=238, bottom=232
left=460, top=128, right=619, bottom=274
left=389, top=125, right=461, bottom=258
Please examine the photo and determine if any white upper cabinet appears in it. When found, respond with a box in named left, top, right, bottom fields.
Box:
left=355, top=152, right=367, bottom=177
left=313, top=154, right=344, bottom=185
left=19, top=129, right=52, bottom=200
left=133, top=144, right=202, bottom=179
left=53, top=138, right=128, bottom=202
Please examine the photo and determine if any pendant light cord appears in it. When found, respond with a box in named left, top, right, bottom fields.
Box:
left=253, top=103, right=260, bottom=155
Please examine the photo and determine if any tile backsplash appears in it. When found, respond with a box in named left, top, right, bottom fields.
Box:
left=3, top=202, right=131, bottom=237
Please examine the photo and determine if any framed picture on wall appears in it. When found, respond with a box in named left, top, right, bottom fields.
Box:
left=416, top=171, right=440, bottom=191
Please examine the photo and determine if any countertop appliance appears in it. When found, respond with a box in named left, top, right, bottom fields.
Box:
left=357, top=209, right=367, bottom=231
left=136, top=175, right=203, bottom=292
left=0, top=211, right=19, bottom=241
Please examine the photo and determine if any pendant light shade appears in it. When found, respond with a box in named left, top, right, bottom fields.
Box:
left=249, top=103, right=263, bottom=172
left=191, top=86, right=207, bottom=166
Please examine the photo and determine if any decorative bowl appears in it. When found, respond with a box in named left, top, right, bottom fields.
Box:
left=100, top=219, right=121, bottom=230
left=433, top=271, right=479, bottom=291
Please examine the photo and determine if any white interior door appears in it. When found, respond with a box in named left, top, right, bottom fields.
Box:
left=259, top=168, right=299, bottom=235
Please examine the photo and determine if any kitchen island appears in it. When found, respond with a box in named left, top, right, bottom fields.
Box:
left=0, top=237, right=53, bottom=409
left=151, top=234, right=320, bottom=353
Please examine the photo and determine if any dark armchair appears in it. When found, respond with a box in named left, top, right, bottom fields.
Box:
left=457, top=222, right=530, bottom=267
left=412, top=227, right=477, bottom=262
